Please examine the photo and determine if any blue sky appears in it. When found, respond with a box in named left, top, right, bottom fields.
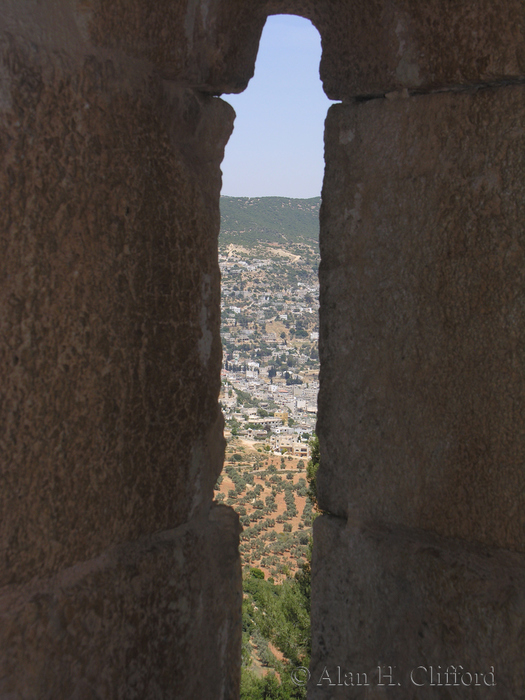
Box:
left=220, top=14, right=335, bottom=199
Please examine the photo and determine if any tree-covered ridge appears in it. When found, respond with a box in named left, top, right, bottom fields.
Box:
left=220, top=196, right=320, bottom=246
left=241, top=566, right=311, bottom=700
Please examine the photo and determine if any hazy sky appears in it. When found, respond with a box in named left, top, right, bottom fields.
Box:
left=220, top=14, right=335, bottom=199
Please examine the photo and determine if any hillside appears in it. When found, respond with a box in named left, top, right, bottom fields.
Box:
left=220, top=196, right=320, bottom=247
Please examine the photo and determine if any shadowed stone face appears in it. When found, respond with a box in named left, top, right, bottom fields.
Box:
left=310, top=516, right=525, bottom=699
left=0, top=506, right=242, bottom=700
left=0, top=19, right=242, bottom=694
left=317, top=86, right=525, bottom=552
left=0, top=38, right=233, bottom=586
left=1, top=0, right=525, bottom=697
left=79, top=0, right=525, bottom=97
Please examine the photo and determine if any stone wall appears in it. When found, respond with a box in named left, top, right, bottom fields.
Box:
left=1, top=0, right=525, bottom=698
left=318, top=87, right=525, bottom=552
left=312, top=10, right=525, bottom=700
left=311, top=516, right=525, bottom=699
left=0, top=2, right=241, bottom=698
left=1, top=507, right=240, bottom=699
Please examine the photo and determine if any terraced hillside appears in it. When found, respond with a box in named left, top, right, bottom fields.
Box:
left=215, top=440, right=313, bottom=581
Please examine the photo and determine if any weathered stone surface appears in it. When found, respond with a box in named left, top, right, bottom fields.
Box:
left=0, top=8, right=243, bottom=698
left=78, top=0, right=268, bottom=92
left=310, top=515, right=525, bottom=699
left=3, top=2, right=525, bottom=699
left=0, top=505, right=242, bottom=700
left=311, top=0, right=525, bottom=99
left=317, top=85, right=525, bottom=552
left=0, top=33, right=234, bottom=586
left=77, top=0, right=525, bottom=97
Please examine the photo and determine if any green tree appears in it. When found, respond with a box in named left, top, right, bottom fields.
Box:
left=306, top=434, right=321, bottom=510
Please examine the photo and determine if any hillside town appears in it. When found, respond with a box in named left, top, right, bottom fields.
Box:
left=219, top=241, right=319, bottom=457
left=215, top=197, right=321, bottom=688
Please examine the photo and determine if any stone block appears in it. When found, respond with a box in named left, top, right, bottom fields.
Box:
left=80, top=0, right=525, bottom=97
left=318, top=86, right=525, bottom=551
left=0, top=505, right=241, bottom=700
left=78, top=0, right=268, bottom=93
left=312, top=0, right=525, bottom=99
left=13, top=0, right=522, bottom=98
left=310, top=515, right=525, bottom=699
left=0, top=35, right=234, bottom=585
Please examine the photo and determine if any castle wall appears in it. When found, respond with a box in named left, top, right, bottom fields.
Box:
left=0, top=3, right=241, bottom=697
left=1, top=0, right=525, bottom=697
left=309, top=3, right=525, bottom=696
left=313, top=85, right=525, bottom=698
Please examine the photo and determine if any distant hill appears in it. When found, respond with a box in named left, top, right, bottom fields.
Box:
left=220, top=196, right=320, bottom=247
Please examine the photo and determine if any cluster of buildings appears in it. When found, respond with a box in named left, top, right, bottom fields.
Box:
left=218, top=247, right=320, bottom=454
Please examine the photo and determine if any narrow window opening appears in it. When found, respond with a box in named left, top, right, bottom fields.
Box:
left=215, top=14, right=334, bottom=696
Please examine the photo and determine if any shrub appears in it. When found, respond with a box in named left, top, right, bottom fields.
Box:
left=250, top=567, right=265, bottom=580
